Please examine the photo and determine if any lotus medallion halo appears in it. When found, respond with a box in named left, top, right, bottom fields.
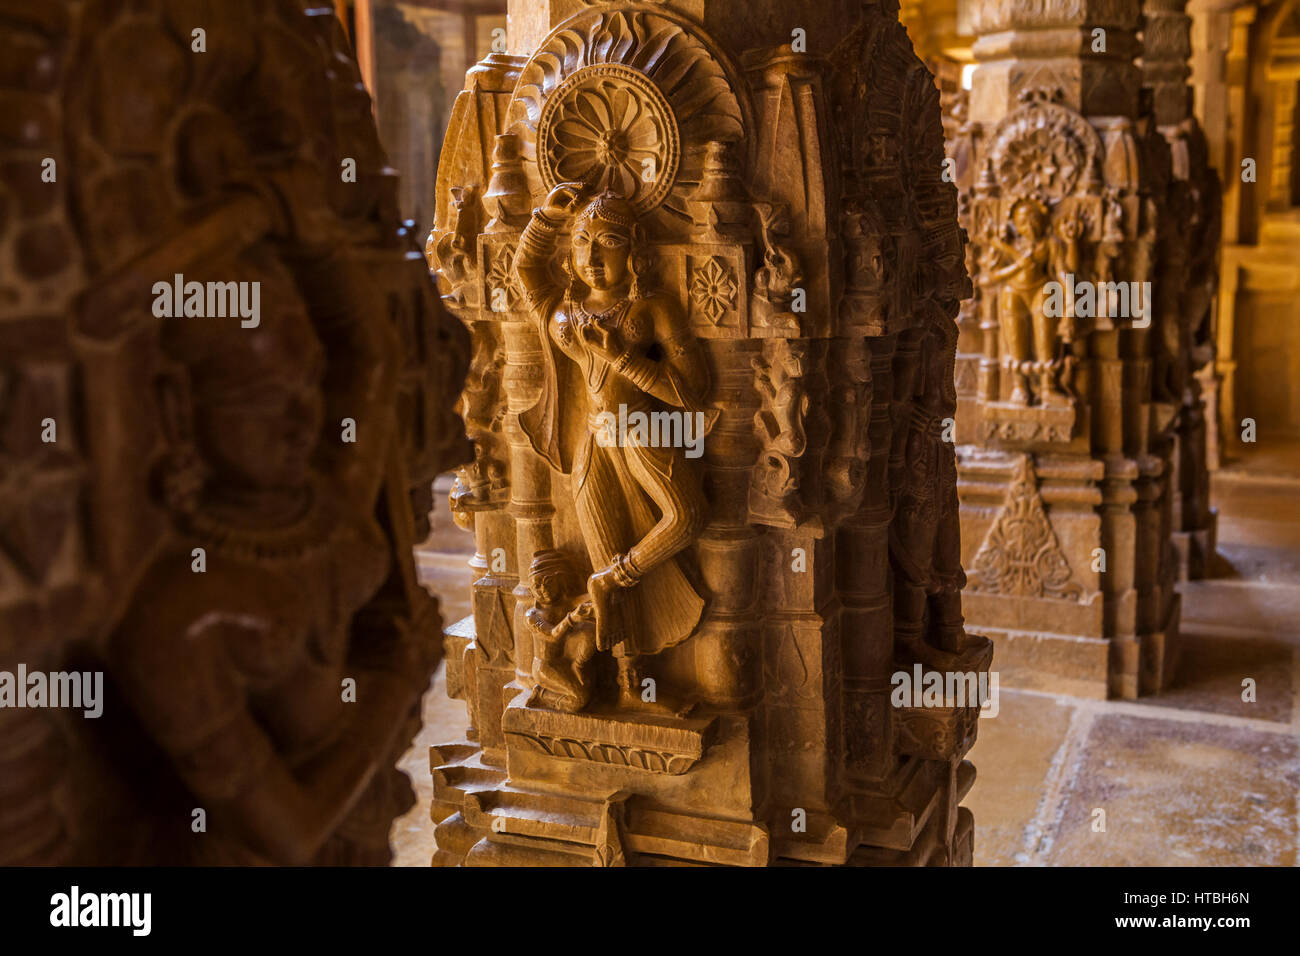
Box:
left=536, top=63, right=681, bottom=215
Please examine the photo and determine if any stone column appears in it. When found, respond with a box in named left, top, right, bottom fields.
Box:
left=899, top=1, right=982, bottom=445
left=952, top=0, right=1181, bottom=699
left=1141, top=0, right=1222, bottom=579
left=427, top=0, right=991, bottom=866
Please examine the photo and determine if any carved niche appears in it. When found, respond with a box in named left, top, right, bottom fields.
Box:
left=969, top=90, right=1125, bottom=445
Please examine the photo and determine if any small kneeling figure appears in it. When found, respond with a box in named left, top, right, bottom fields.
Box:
left=524, top=550, right=597, bottom=713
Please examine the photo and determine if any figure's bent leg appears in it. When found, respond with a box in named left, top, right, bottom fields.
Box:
left=621, top=443, right=707, bottom=576
left=587, top=442, right=704, bottom=715
left=587, top=441, right=703, bottom=605
left=573, top=442, right=632, bottom=651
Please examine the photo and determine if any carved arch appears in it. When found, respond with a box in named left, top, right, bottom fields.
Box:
left=507, top=5, right=753, bottom=226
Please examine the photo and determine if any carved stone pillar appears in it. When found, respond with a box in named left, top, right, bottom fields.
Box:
left=428, top=0, right=991, bottom=866
left=369, top=4, right=445, bottom=231
left=952, top=0, right=1181, bottom=699
left=1140, top=0, right=1221, bottom=580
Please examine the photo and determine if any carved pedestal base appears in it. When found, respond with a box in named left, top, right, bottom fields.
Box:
left=431, top=615, right=985, bottom=866
left=432, top=737, right=771, bottom=866
left=977, top=400, right=1077, bottom=446
left=966, top=626, right=1109, bottom=699
left=502, top=696, right=719, bottom=776
left=958, top=449, right=1180, bottom=699
left=432, top=738, right=980, bottom=866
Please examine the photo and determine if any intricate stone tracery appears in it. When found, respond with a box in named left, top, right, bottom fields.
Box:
left=537, top=64, right=681, bottom=213
left=509, top=7, right=749, bottom=226
left=968, top=456, right=1083, bottom=601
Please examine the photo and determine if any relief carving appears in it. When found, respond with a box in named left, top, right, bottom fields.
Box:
left=826, top=338, right=873, bottom=511
left=954, top=0, right=1189, bottom=698
left=978, top=195, right=1079, bottom=406
left=689, top=256, right=740, bottom=326
left=429, top=0, right=986, bottom=867
left=750, top=338, right=810, bottom=529
left=967, top=456, right=1084, bottom=601
left=1, top=1, right=469, bottom=865
left=508, top=7, right=747, bottom=226
left=515, top=183, right=716, bottom=714
left=524, top=550, right=597, bottom=713
left=536, top=64, right=681, bottom=212
left=430, top=185, right=481, bottom=307
left=752, top=202, right=803, bottom=331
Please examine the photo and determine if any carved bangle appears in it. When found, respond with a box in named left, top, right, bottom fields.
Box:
left=533, top=208, right=564, bottom=229
left=621, top=356, right=659, bottom=391
left=519, top=222, right=558, bottom=261
left=612, top=553, right=641, bottom=587
left=613, top=348, right=633, bottom=372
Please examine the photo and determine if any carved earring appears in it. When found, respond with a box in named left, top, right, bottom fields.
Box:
left=628, top=225, right=647, bottom=300
left=161, top=440, right=208, bottom=515
left=561, top=251, right=578, bottom=298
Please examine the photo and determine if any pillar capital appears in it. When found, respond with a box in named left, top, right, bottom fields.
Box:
left=968, top=0, right=1143, bottom=121
left=508, top=0, right=879, bottom=59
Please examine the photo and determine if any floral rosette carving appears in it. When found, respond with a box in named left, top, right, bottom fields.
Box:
left=987, top=92, right=1100, bottom=205
left=508, top=7, right=749, bottom=224
left=538, top=65, right=679, bottom=213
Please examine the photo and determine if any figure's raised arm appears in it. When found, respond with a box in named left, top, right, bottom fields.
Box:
left=516, top=182, right=586, bottom=314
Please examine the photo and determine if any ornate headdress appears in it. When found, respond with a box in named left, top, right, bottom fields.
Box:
left=1008, top=196, right=1048, bottom=234
left=530, top=549, right=577, bottom=580
left=572, top=191, right=637, bottom=233
left=529, top=549, right=580, bottom=597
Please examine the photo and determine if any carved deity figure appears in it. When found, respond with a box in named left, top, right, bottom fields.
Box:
left=524, top=550, right=597, bottom=713
left=890, top=309, right=988, bottom=673
left=980, top=198, right=1079, bottom=405
left=108, top=251, right=428, bottom=865
left=515, top=184, right=715, bottom=712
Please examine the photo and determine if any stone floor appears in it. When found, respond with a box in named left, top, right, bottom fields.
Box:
left=390, top=446, right=1300, bottom=866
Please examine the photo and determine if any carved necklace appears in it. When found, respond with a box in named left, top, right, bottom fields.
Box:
left=564, top=292, right=634, bottom=389
left=570, top=293, right=631, bottom=331
left=179, top=476, right=338, bottom=563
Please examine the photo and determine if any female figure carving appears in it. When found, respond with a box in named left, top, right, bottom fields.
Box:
left=514, top=184, right=715, bottom=711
